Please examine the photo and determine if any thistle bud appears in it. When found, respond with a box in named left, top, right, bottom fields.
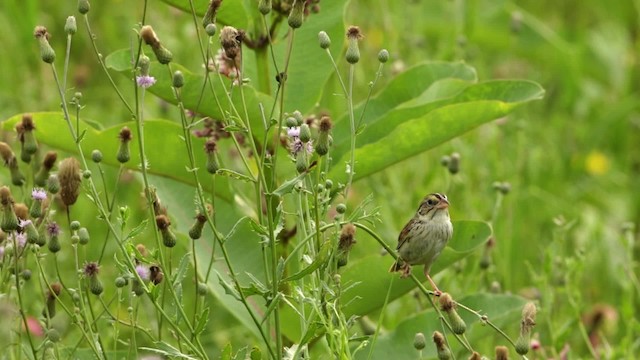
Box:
left=91, top=149, right=103, bottom=163
left=202, top=0, right=222, bottom=29
left=21, top=269, right=32, bottom=281
left=345, top=26, right=363, bottom=64
left=189, top=212, right=207, bottom=240
left=153, top=46, right=173, bottom=65
left=47, top=174, right=60, bottom=194
left=285, top=117, right=297, bottom=128
left=47, top=222, right=61, bottom=253
left=315, top=116, right=332, bottom=156
left=132, top=279, right=145, bottom=296
left=8, top=158, right=25, bottom=186
left=439, top=293, right=467, bottom=335
left=205, top=24, right=217, bottom=37
left=172, top=70, right=184, bottom=88
left=318, top=31, right=331, bottom=49
left=204, top=138, right=219, bottom=174
left=34, top=26, right=56, bottom=64
left=299, top=123, right=311, bottom=143
left=43, top=282, right=62, bottom=318
left=117, top=127, right=132, bottom=164
left=78, top=227, right=90, bottom=245
left=58, top=157, right=82, bottom=206
left=377, top=49, right=389, bottom=63
left=150, top=265, right=164, bottom=285
left=295, top=151, right=307, bottom=174
left=22, top=220, right=39, bottom=244
left=447, top=152, right=460, bottom=174
left=115, top=276, right=128, bottom=288
left=432, top=331, right=452, bottom=360
left=20, top=114, right=38, bottom=155
left=292, top=110, right=303, bottom=125
left=156, top=215, right=176, bottom=248
left=140, top=25, right=172, bottom=64
left=65, top=16, right=77, bottom=35
left=413, top=332, right=426, bottom=350
left=198, top=283, right=208, bottom=296
left=78, top=0, right=90, bottom=14
left=515, top=302, right=537, bottom=355
left=336, top=203, right=346, bottom=214
left=0, top=187, right=18, bottom=232
left=258, top=0, right=272, bottom=15
left=288, top=0, right=304, bottom=29
left=84, top=262, right=103, bottom=295
left=139, top=55, right=151, bottom=76
left=35, top=151, right=57, bottom=186
left=495, top=346, right=509, bottom=360
left=337, top=223, right=356, bottom=268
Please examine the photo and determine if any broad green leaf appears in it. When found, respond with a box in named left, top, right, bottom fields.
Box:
left=358, top=293, right=527, bottom=359
left=160, top=0, right=250, bottom=28
left=280, top=220, right=492, bottom=340
left=1, top=113, right=233, bottom=202
left=328, top=80, right=544, bottom=184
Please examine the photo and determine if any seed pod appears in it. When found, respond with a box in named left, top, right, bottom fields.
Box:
left=58, top=157, right=82, bottom=206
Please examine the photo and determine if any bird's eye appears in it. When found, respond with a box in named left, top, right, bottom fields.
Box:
left=426, top=198, right=437, bottom=206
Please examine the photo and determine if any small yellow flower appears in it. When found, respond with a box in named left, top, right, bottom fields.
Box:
left=585, top=150, right=610, bottom=175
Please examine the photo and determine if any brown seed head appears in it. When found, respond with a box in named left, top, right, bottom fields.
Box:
left=204, top=138, right=217, bottom=154
left=521, top=302, right=537, bottom=330
left=0, top=142, right=15, bottom=164
left=439, top=292, right=456, bottom=312
left=468, top=351, right=481, bottom=360
left=83, top=262, right=100, bottom=277
left=432, top=331, right=446, bottom=350
left=58, top=157, right=82, bottom=206
left=338, top=223, right=356, bottom=251
left=21, top=114, right=35, bottom=131
left=150, top=265, right=164, bottom=285
left=136, top=243, right=148, bottom=257
left=319, top=116, right=333, bottom=132
left=495, top=346, right=509, bottom=360
left=0, top=186, right=14, bottom=206
left=196, top=212, right=207, bottom=224
left=140, top=25, right=160, bottom=48
left=33, top=26, right=50, bottom=40
left=220, top=26, right=243, bottom=60
left=14, top=203, right=28, bottom=220
left=48, top=282, right=62, bottom=299
left=346, top=26, right=363, bottom=40
left=119, top=127, right=132, bottom=142
left=43, top=151, right=57, bottom=170
left=155, top=214, right=171, bottom=230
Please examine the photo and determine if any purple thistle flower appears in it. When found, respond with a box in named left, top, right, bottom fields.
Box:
left=12, top=232, right=27, bottom=248
left=136, top=75, right=156, bottom=88
left=290, top=138, right=314, bottom=156
left=287, top=127, right=300, bottom=138
left=19, top=219, right=33, bottom=229
left=46, top=222, right=61, bottom=237
left=31, top=188, right=47, bottom=201
left=135, top=264, right=150, bottom=281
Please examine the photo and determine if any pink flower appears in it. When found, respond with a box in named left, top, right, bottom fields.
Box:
left=287, top=127, right=300, bottom=138
left=136, top=75, right=156, bottom=88
left=135, top=264, right=150, bottom=281
left=31, top=188, right=47, bottom=201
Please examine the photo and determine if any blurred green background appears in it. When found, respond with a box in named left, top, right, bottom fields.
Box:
left=1, top=0, right=639, bottom=357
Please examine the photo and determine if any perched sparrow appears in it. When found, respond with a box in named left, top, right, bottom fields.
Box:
left=389, top=193, right=453, bottom=294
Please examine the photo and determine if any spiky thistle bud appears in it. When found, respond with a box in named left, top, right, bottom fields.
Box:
left=292, top=110, right=303, bottom=125
left=189, top=212, right=207, bottom=240
left=288, top=0, right=305, bottom=29
left=139, top=55, right=151, bottom=76
left=47, top=174, right=60, bottom=194
left=150, top=265, right=164, bottom=285
left=172, top=70, right=184, bottom=88
left=515, top=302, right=537, bottom=355
left=259, top=0, right=272, bottom=15
left=58, top=157, right=82, bottom=206
left=84, top=262, right=103, bottom=295
left=432, top=331, right=452, bottom=360
left=202, top=0, right=222, bottom=29
left=19, top=114, right=38, bottom=155
left=205, top=23, right=217, bottom=37
left=495, top=346, right=509, bottom=360
left=35, top=151, right=57, bottom=186
left=21, top=269, right=32, bottom=281
left=140, top=25, right=173, bottom=64
left=204, top=138, right=219, bottom=174
left=34, top=26, right=56, bottom=64
left=91, top=149, right=102, bottom=163
left=156, top=215, right=176, bottom=248
left=115, top=276, right=128, bottom=288
left=316, top=116, right=332, bottom=156
left=378, top=49, right=389, bottom=63
left=117, top=127, right=132, bottom=163
left=299, top=123, right=311, bottom=143
left=47, top=222, right=61, bottom=253
left=295, top=151, right=307, bottom=174
left=20, top=219, right=39, bottom=244
left=345, top=26, right=363, bottom=64
left=413, top=332, right=426, bottom=350
left=439, top=293, right=467, bottom=335
left=78, top=227, right=90, bottom=245
left=0, top=187, right=18, bottom=232
left=78, top=0, right=90, bottom=14
left=43, top=282, right=62, bottom=318
left=337, top=223, right=356, bottom=268
left=318, top=31, right=331, bottom=49
left=65, top=16, right=77, bottom=35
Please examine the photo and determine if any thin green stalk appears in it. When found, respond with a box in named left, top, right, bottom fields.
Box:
left=345, top=64, right=357, bottom=198
left=12, top=238, right=38, bottom=360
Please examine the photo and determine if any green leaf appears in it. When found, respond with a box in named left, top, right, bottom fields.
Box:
left=194, top=307, right=210, bottom=336
left=140, top=341, right=198, bottom=359
left=125, top=219, right=148, bottom=241
left=280, top=220, right=492, bottom=340
left=357, top=293, right=528, bottom=359
left=216, top=168, right=256, bottom=183
left=249, top=346, right=262, bottom=360
left=281, top=240, right=331, bottom=282
left=328, top=67, right=544, bottom=183
left=159, top=0, right=250, bottom=28
left=220, top=343, right=232, bottom=360
left=0, top=113, right=234, bottom=202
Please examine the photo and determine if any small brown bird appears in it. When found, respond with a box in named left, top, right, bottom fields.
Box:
left=389, top=193, right=453, bottom=294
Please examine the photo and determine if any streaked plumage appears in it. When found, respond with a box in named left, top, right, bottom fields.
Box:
left=389, top=193, right=453, bottom=293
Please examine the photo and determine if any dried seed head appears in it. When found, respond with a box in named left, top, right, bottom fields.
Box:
left=140, top=25, right=160, bottom=48
left=319, top=116, right=332, bottom=132
left=338, top=223, right=356, bottom=251
left=43, top=151, right=57, bottom=170
left=0, top=142, right=14, bottom=164
left=220, top=26, right=243, bottom=61
left=155, top=214, right=171, bottom=230
left=495, top=346, right=509, bottom=360
left=33, top=26, right=50, bottom=40
left=136, top=243, right=148, bottom=257
left=21, top=114, right=35, bottom=131
left=150, top=265, right=164, bottom=285
left=48, top=282, right=62, bottom=299
left=467, top=352, right=481, bottom=360
left=58, top=157, right=82, bottom=206
left=119, top=127, right=132, bottom=142
left=34, top=26, right=56, bottom=63
left=521, top=302, right=537, bottom=332
left=202, top=0, right=222, bottom=28
left=83, top=261, right=100, bottom=277
left=14, top=203, right=28, bottom=220
left=439, top=292, right=455, bottom=312
left=0, top=186, right=14, bottom=206
left=432, top=331, right=446, bottom=350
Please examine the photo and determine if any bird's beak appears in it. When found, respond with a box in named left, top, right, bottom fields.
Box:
left=436, top=198, right=450, bottom=209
